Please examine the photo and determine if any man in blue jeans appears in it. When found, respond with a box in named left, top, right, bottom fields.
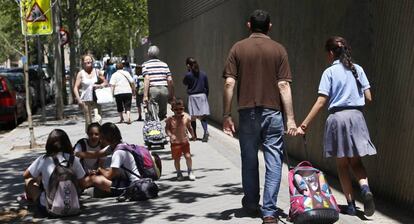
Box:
left=222, top=9, right=298, bottom=224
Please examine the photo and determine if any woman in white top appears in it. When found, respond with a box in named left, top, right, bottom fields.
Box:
left=110, top=63, right=135, bottom=124
left=73, top=54, right=107, bottom=131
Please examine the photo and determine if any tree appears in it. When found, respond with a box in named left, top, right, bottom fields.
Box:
left=0, top=0, right=25, bottom=63
left=75, top=0, right=148, bottom=59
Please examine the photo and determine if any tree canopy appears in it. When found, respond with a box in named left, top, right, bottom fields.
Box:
left=0, top=0, right=24, bottom=63
left=0, top=0, right=148, bottom=63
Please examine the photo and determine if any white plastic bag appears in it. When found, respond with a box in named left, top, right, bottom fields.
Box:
left=80, top=85, right=94, bottom=102
left=94, top=87, right=114, bottom=104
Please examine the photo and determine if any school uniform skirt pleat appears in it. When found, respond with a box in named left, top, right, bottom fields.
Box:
left=324, top=109, right=377, bottom=158
left=188, top=93, right=210, bottom=116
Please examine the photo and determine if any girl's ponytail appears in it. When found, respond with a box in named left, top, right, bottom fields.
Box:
left=325, top=36, right=361, bottom=88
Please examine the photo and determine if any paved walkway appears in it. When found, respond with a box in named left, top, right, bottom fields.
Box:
left=0, top=104, right=412, bottom=223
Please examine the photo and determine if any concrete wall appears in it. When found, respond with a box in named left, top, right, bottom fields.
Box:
left=147, top=0, right=414, bottom=209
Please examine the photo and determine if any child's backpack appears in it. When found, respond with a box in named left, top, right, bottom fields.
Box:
left=287, top=161, right=339, bottom=224
left=46, top=155, right=81, bottom=217
left=115, top=143, right=162, bottom=180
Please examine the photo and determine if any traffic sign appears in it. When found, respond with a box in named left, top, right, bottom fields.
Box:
left=20, top=0, right=53, bottom=35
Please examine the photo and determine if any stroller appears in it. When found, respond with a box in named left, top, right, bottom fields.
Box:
left=143, top=100, right=167, bottom=149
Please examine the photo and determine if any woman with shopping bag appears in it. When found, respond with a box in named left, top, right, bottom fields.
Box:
left=73, top=54, right=108, bottom=132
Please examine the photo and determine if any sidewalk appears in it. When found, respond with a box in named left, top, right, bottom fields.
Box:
left=0, top=103, right=412, bottom=223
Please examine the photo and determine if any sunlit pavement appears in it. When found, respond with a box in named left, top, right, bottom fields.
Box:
left=0, top=103, right=412, bottom=223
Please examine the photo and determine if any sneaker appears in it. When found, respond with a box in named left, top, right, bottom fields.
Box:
left=242, top=196, right=261, bottom=217
left=362, top=190, right=375, bottom=216
left=177, top=173, right=184, bottom=181
left=202, top=133, right=209, bottom=142
left=345, top=202, right=356, bottom=216
left=262, top=216, right=278, bottom=224
left=188, top=172, right=196, bottom=181
left=93, top=114, right=102, bottom=124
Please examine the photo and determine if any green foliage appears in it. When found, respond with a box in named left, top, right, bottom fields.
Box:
left=0, top=0, right=149, bottom=64
left=0, top=0, right=24, bottom=63
left=74, top=0, right=149, bottom=60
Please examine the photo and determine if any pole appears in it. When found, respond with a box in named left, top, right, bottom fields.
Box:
left=24, top=32, right=37, bottom=148
left=37, top=35, right=47, bottom=121
left=20, top=1, right=37, bottom=148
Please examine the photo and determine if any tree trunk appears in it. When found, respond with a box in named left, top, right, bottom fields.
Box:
left=53, top=0, right=64, bottom=119
left=68, top=0, right=77, bottom=104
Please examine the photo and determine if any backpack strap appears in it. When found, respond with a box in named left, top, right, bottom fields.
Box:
left=121, top=165, right=142, bottom=179
left=52, top=154, right=74, bottom=168
left=74, top=138, right=87, bottom=152
left=68, top=154, right=75, bottom=168
left=114, top=143, right=143, bottom=179
left=74, top=138, right=88, bottom=172
left=52, top=156, right=60, bottom=166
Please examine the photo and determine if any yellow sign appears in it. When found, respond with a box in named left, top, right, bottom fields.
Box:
left=20, top=0, right=53, bottom=35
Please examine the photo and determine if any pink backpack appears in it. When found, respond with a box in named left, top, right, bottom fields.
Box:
left=287, top=161, right=339, bottom=224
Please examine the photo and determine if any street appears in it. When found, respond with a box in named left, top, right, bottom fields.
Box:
left=0, top=103, right=412, bottom=223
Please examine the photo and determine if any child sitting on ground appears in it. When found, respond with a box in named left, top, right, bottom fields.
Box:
left=165, top=99, right=196, bottom=181
left=23, top=129, right=93, bottom=215
left=74, top=122, right=106, bottom=174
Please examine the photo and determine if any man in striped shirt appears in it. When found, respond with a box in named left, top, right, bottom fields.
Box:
left=143, top=45, right=175, bottom=120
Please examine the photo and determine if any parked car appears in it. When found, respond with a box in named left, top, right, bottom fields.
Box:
left=0, top=74, right=27, bottom=127
left=1, top=71, right=37, bottom=111
left=3, top=67, right=49, bottom=110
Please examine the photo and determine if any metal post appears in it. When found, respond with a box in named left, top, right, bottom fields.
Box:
left=24, top=34, right=37, bottom=148
left=37, top=35, right=46, bottom=121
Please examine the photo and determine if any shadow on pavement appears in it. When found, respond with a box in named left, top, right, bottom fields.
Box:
left=0, top=151, right=248, bottom=223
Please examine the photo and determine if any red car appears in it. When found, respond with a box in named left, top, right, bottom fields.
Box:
left=0, top=74, right=27, bottom=128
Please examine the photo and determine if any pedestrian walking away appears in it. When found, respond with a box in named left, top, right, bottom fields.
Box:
left=165, top=99, right=197, bottom=181
left=110, top=62, right=136, bottom=124
left=142, top=45, right=175, bottom=120
left=183, top=57, right=210, bottom=142
left=222, top=9, right=298, bottom=224
left=104, top=58, right=117, bottom=81
left=296, top=36, right=377, bottom=217
left=73, top=54, right=108, bottom=132
left=133, top=64, right=145, bottom=121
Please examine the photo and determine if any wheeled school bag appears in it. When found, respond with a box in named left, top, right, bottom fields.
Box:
left=284, top=136, right=339, bottom=224
left=287, top=161, right=340, bottom=224
left=114, top=143, right=162, bottom=180
left=46, top=155, right=81, bottom=217
left=143, top=100, right=167, bottom=149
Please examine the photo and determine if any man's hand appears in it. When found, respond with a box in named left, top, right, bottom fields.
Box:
left=143, top=95, right=149, bottom=104
left=223, top=116, right=235, bottom=137
left=286, top=119, right=298, bottom=136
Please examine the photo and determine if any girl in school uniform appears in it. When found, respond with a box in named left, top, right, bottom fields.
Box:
left=297, top=36, right=377, bottom=216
